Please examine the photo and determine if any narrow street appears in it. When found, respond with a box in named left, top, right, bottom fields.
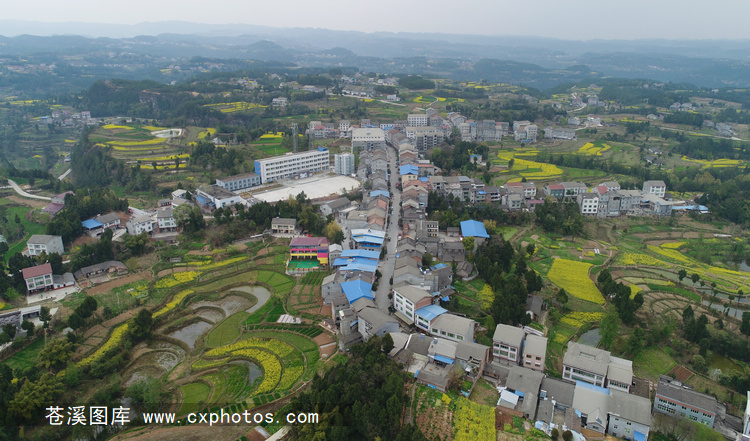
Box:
left=374, top=144, right=402, bottom=311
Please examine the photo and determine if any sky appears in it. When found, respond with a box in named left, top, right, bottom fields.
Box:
left=2, top=0, right=750, bottom=40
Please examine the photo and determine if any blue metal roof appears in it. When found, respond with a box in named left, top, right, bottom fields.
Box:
left=634, top=431, right=646, bottom=441
left=353, top=235, right=385, bottom=245
left=415, top=304, right=447, bottom=322
left=341, top=280, right=374, bottom=304
left=341, top=249, right=380, bottom=260
left=370, top=190, right=390, bottom=198
left=419, top=177, right=429, bottom=182
left=400, top=164, right=418, bottom=175
left=441, top=296, right=450, bottom=302
left=340, top=263, right=378, bottom=272
left=434, top=355, right=454, bottom=365
left=575, top=381, right=610, bottom=395
left=82, top=219, right=103, bottom=229
left=432, top=263, right=447, bottom=269
left=460, top=220, right=489, bottom=238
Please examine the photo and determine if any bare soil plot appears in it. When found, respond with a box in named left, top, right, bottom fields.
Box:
left=668, top=365, right=694, bottom=382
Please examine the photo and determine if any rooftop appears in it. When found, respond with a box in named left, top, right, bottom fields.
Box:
left=272, top=217, right=297, bottom=226
left=563, top=342, right=610, bottom=376
left=218, top=172, right=259, bottom=182
left=22, top=263, right=53, bottom=279
left=656, top=375, right=718, bottom=413
left=341, top=280, right=374, bottom=304
left=524, top=334, right=548, bottom=357
left=396, top=285, right=433, bottom=304
left=460, top=220, right=489, bottom=239
left=431, top=314, right=474, bottom=337
left=27, top=234, right=61, bottom=245
left=197, top=184, right=238, bottom=200
left=493, top=324, right=525, bottom=348
left=415, top=304, right=448, bottom=322
left=290, top=237, right=329, bottom=247
left=609, top=390, right=652, bottom=427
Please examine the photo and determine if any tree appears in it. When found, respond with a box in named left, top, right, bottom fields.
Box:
left=39, top=306, right=51, bottom=328
left=8, top=373, right=64, bottom=422
left=20, top=320, right=34, bottom=338
left=556, top=288, right=568, bottom=305
left=38, top=339, right=73, bottom=371
left=77, top=296, right=98, bottom=319
left=130, top=309, right=153, bottom=342
left=526, top=243, right=535, bottom=257
left=478, top=284, right=495, bottom=310
left=682, top=305, right=695, bottom=323
left=151, top=161, right=157, bottom=171
left=550, top=428, right=560, bottom=440
left=562, top=430, right=573, bottom=441
left=462, top=236, right=475, bottom=252
left=422, top=252, right=433, bottom=268
left=323, top=220, right=344, bottom=245
left=47, top=252, right=64, bottom=274
left=382, top=333, right=394, bottom=354
left=742, top=312, right=750, bottom=336
left=626, top=327, right=645, bottom=357
left=126, top=377, right=166, bottom=412
left=1, top=324, right=16, bottom=341
left=67, top=312, right=84, bottom=330
left=692, top=354, right=708, bottom=373
left=691, top=273, right=700, bottom=284
left=599, top=308, right=620, bottom=350
left=678, top=269, right=687, bottom=282
left=508, top=158, right=515, bottom=169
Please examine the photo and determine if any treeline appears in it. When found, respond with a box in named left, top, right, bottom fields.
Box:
left=284, top=336, right=427, bottom=441
left=474, top=236, right=543, bottom=326
left=445, top=99, right=565, bottom=123
left=533, top=199, right=584, bottom=238
left=434, top=86, right=488, bottom=100
left=429, top=141, right=489, bottom=173
left=398, top=76, right=435, bottom=90
left=672, top=137, right=750, bottom=161
left=427, top=192, right=516, bottom=229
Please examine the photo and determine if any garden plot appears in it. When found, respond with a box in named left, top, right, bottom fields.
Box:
left=124, top=366, right=166, bottom=387
left=194, top=307, right=225, bottom=323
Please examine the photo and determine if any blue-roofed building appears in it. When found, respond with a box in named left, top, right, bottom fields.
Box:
left=369, top=190, right=390, bottom=199
left=460, top=220, right=490, bottom=239
left=333, top=257, right=378, bottom=273
left=400, top=164, right=419, bottom=175
left=415, top=305, right=447, bottom=332
left=82, top=219, right=103, bottom=230
left=340, top=249, right=380, bottom=260
left=351, top=228, right=386, bottom=250
left=341, top=280, right=374, bottom=304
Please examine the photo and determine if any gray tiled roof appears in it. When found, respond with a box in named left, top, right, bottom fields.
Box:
left=656, top=375, right=718, bottom=413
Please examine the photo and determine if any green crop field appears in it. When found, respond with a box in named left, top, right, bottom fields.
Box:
left=205, top=312, right=251, bottom=348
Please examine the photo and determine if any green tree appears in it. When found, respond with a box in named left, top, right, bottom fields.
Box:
left=556, top=288, right=568, bottom=305
left=38, top=339, right=73, bottom=371
left=382, top=333, right=394, bottom=354
left=691, top=273, right=700, bottom=284
left=462, top=236, right=475, bottom=252
left=683, top=305, right=695, bottom=323
left=626, top=327, right=646, bottom=357
left=151, top=161, right=157, bottom=170
left=39, top=306, right=51, bottom=329
left=2, top=324, right=15, bottom=340
left=20, top=320, right=34, bottom=338
left=67, top=312, right=84, bottom=330
left=130, top=309, right=153, bottom=342
left=9, top=373, right=64, bottom=421
left=677, top=269, right=687, bottom=282
left=422, top=252, right=433, bottom=268
left=562, top=430, right=573, bottom=441
left=126, top=377, right=166, bottom=412
left=599, top=308, right=620, bottom=350
left=692, top=354, right=708, bottom=373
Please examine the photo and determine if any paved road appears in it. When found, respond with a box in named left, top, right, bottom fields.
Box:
left=7, top=179, right=51, bottom=201
left=374, top=145, right=402, bottom=311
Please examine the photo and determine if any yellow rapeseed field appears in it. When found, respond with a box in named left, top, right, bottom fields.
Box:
left=547, top=259, right=604, bottom=304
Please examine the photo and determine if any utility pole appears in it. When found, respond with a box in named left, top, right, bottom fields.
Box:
left=292, top=123, right=298, bottom=154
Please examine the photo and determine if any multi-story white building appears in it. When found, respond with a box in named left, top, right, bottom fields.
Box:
left=493, top=324, right=524, bottom=364
left=195, top=185, right=244, bottom=210
left=216, top=173, right=261, bottom=191
left=126, top=214, right=156, bottom=235
left=643, top=180, right=666, bottom=198
left=407, top=113, right=429, bottom=127
left=253, top=148, right=330, bottom=183
left=563, top=342, right=633, bottom=393
left=157, top=207, right=177, bottom=232
left=578, top=193, right=600, bottom=215
left=271, top=97, right=288, bottom=107
left=26, top=235, right=64, bottom=256
left=339, top=120, right=350, bottom=132
left=334, top=153, right=355, bottom=175
left=351, top=128, right=386, bottom=151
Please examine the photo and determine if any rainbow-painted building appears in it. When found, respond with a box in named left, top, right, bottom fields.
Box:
left=289, top=237, right=330, bottom=267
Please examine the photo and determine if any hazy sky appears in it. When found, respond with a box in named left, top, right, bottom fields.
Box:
left=3, top=0, right=750, bottom=40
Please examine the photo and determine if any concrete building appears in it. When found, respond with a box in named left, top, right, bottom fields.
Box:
left=195, top=185, right=243, bottom=210
left=653, top=375, right=718, bottom=427
left=289, top=236, right=329, bottom=266
left=271, top=218, right=297, bottom=234
left=26, top=235, right=64, bottom=256
left=253, top=148, right=330, bottom=183
left=493, top=324, right=525, bottom=364
left=393, top=285, right=433, bottom=324
left=156, top=207, right=177, bottom=232
left=578, top=193, right=600, bottom=215
left=23, top=263, right=54, bottom=294
left=126, top=214, right=155, bottom=235
left=407, top=114, right=429, bottom=127
left=215, top=173, right=261, bottom=191
left=334, top=153, right=355, bottom=175
left=351, top=128, right=386, bottom=151
left=357, top=305, right=399, bottom=341
left=522, top=334, right=547, bottom=372
left=563, top=342, right=633, bottom=392
left=643, top=180, right=667, bottom=198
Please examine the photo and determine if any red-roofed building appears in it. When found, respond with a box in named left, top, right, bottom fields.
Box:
left=22, top=263, right=53, bottom=294
left=544, top=184, right=565, bottom=199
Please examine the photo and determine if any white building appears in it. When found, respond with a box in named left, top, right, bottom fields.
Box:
left=195, top=185, right=243, bottom=210
left=351, top=128, right=386, bottom=151
left=643, top=180, right=666, bottom=198
left=253, top=148, right=330, bottom=183
left=272, top=97, right=288, bottom=107
left=334, top=153, right=355, bottom=175
left=157, top=207, right=177, bottom=232
left=216, top=173, right=261, bottom=191
left=407, top=114, right=429, bottom=127
left=578, top=193, right=600, bottom=215
left=26, top=235, right=64, bottom=256
left=126, top=214, right=155, bottom=235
